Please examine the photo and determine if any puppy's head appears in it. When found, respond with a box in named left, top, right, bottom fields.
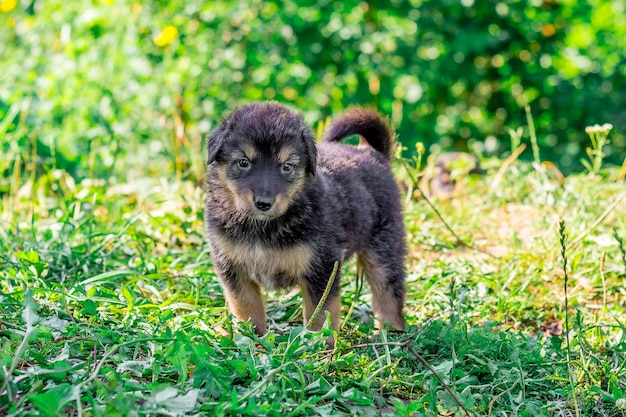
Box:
left=207, top=102, right=317, bottom=221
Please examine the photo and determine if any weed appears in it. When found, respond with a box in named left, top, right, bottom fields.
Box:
left=613, top=228, right=626, bottom=274
left=583, top=124, right=613, bottom=175
left=525, top=105, right=541, bottom=166
left=559, top=220, right=581, bottom=417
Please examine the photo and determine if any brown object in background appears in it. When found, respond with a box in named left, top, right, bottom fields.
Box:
left=427, top=152, right=483, bottom=196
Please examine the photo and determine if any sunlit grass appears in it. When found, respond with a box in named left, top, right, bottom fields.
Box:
left=1, top=155, right=625, bottom=416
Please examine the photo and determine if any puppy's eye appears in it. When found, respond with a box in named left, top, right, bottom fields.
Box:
left=238, top=158, right=250, bottom=168
left=281, top=162, right=294, bottom=173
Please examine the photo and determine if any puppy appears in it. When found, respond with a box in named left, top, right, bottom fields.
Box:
left=205, top=102, right=406, bottom=341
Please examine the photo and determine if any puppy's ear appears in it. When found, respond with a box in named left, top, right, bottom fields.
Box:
left=207, top=125, right=227, bottom=165
left=303, top=130, right=317, bottom=176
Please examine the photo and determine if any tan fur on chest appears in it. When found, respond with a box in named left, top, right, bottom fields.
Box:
left=211, top=233, right=313, bottom=289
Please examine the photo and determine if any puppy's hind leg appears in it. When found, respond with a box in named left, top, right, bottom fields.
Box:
left=357, top=245, right=406, bottom=332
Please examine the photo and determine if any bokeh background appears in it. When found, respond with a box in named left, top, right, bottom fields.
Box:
left=1, top=0, right=625, bottom=184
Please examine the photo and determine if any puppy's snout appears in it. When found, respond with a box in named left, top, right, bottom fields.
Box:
left=254, top=195, right=274, bottom=211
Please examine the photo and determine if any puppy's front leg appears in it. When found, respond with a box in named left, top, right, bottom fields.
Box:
left=216, top=265, right=267, bottom=335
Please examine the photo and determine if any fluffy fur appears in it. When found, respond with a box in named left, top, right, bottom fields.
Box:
left=205, top=102, right=406, bottom=341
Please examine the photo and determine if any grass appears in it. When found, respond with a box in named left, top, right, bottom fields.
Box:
left=1, top=143, right=626, bottom=416
left=2, top=1, right=625, bottom=414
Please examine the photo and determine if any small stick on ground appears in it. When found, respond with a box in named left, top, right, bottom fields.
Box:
left=414, top=181, right=496, bottom=259
left=341, top=339, right=472, bottom=417
left=404, top=343, right=472, bottom=417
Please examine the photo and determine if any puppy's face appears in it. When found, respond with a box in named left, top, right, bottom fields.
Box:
left=207, top=102, right=317, bottom=221
left=215, top=142, right=307, bottom=221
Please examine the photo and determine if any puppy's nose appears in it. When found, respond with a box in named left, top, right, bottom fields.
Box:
left=254, top=196, right=274, bottom=211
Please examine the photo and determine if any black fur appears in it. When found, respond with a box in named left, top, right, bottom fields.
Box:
left=323, top=107, right=395, bottom=159
left=205, top=101, right=406, bottom=337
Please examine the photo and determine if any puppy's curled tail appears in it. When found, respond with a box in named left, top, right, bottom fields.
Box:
left=322, top=108, right=395, bottom=160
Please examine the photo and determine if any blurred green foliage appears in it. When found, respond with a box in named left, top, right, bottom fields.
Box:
left=1, top=0, right=625, bottom=181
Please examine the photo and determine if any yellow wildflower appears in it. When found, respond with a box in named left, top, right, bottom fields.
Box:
left=1, top=0, right=18, bottom=13
left=154, top=25, right=178, bottom=47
